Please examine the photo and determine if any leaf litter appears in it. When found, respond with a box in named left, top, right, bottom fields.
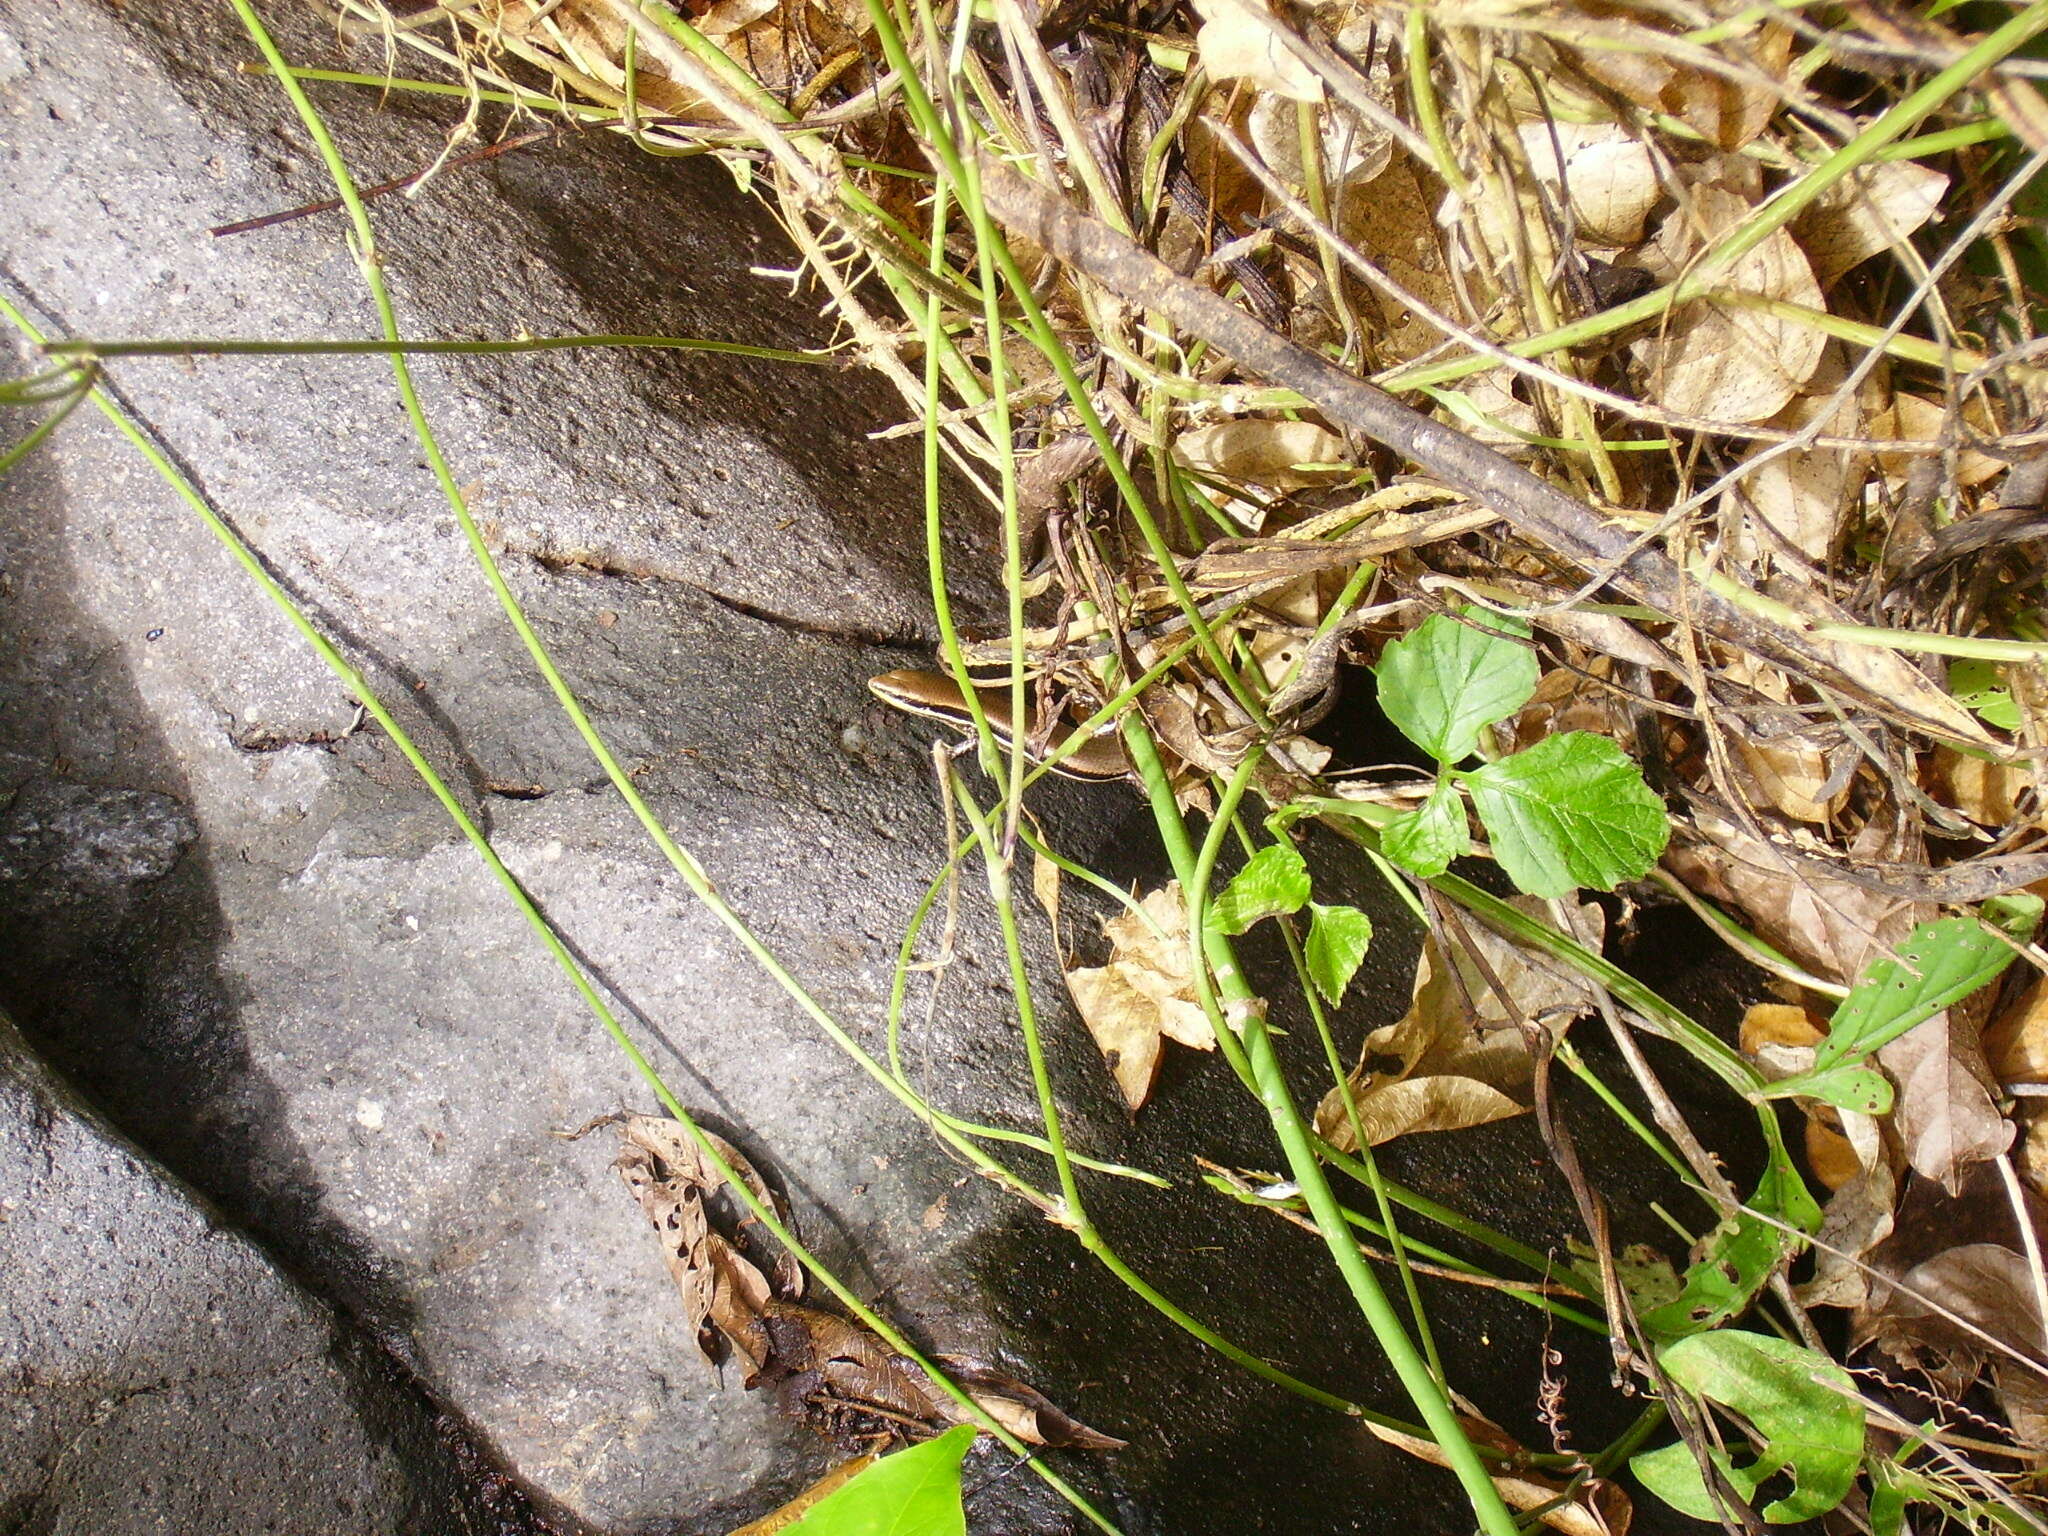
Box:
left=610, top=1115, right=1123, bottom=1453
left=317, top=0, right=2048, bottom=1523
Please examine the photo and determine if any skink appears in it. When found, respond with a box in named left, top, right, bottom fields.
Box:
left=867, top=669, right=1130, bottom=781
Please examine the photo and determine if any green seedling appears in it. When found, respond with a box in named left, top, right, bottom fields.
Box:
left=785, top=1425, right=976, bottom=1536
left=1374, top=610, right=1669, bottom=896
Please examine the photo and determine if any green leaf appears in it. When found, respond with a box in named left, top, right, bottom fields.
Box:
left=1629, top=1440, right=1725, bottom=1522
left=785, top=1425, right=975, bottom=1536
left=1306, top=902, right=1373, bottom=1005
left=1768, top=1061, right=1892, bottom=1115
left=1374, top=609, right=1537, bottom=764
left=1949, top=658, right=2022, bottom=730
left=1640, top=1121, right=1818, bottom=1342
left=1633, top=1331, right=1864, bottom=1524
left=1380, top=778, right=1469, bottom=878
left=1463, top=733, right=1669, bottom=898
left=1810, top=895, right=2041, bottom=1072
left=1211, top=842, right=1310, bottom=936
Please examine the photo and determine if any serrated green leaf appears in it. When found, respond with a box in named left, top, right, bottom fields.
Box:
left=1306, top=902, right=1373, bottom=1005
left=1814, top=896, right=2042, bottom=1071
left=1374, top=609, right=1537, bottom=764
left=1380, top=778, right=1469, bottom=878
left=1211, top=842, right=1310, bottom=936
left=1645, top=1331, right=1864, bottom=1524
left=1463, top=733, right=1668, bottom=898
left=785, top=1424, right=974, bottom=1536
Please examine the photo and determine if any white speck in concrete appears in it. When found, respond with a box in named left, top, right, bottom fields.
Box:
left=355, top=1097, right=386, bottom=1132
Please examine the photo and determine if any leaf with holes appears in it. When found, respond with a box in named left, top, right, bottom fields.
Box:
left=1809, top=895, right=2041, bottom=1073
left=1639, top=1122, right=1819, bottom=1342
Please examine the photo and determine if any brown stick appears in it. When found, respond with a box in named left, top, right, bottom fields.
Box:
left=210, top=130, right=553, bottom=238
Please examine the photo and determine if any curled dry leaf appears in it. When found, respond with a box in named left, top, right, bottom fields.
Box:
left=1065, top=883, right=1218, bottom=1113
left=1314, top=900, right=1602, bottom=1151
left=1633, top=182, right=1825, bottom=423
left=615, top=1115, right=799, bottom=1369
left=615, top=1116, right=1121, bottom=1451
left=920, top=1355, right=1127, bottom=1451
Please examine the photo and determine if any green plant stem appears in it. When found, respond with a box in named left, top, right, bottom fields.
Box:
left=42, top=335, right=835, bottom=363
left=0, top=365, right=94, bottom=475
left=1131, top=735, right=1522, bottom=1534
left=951, top=773, right=1086, bottom=1224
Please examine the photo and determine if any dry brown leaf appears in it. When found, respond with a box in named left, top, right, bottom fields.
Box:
left=1879, top=1006, right=2014, bottom=1190
left=1727, top=726, right=1853, bottom=825
left=1987, top=977, right=2048, bottom=1086
left=1804, top=1112, right=1864, bottom=1193
left=1741, top=1001, right=1825, bottom=1055
left=1799, top=1106, right=1897, bottom=1311
left=1517, top=119, right=1661, bottom=248
left=1667, top=804, right=1920, bottom=983
left=616, top=1115, right=797, bottom=1369
left=1192, top=0, right=1321, bottom=101
left=1248, top=83, right=1392, bottom=190
left=1314, top=901, right=1602, bottom=1150
left=1173, top=418, right=1351, bottom=489
left=1065, top=883, right=1218, bottom=1112
left=1857, top=1163, right=2048, bottom=1397
left=1670, top=24, right=1791, bottom=149
left=1933, top=748, right=2036, bottom=830
left=1341, top=159, right=1457, bottom=364
left=1367, top=1417, right=1632, bottom=1536
left=1864, top=1241, right=2048, bottom=1387
left=1875, top=394, right=2005, bottom=488
left=2019, top=1106, right=2048, bottom=1203
left=1723, top=349, right=1868, bottom=566
left=920, top=1356, right=1127, bottom=1450
left=1633, top=182, right=1826, bottom=423
left=1503, top=659, right=1628, bottom=754
left=1793, top=161, right=1949, bottom=287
